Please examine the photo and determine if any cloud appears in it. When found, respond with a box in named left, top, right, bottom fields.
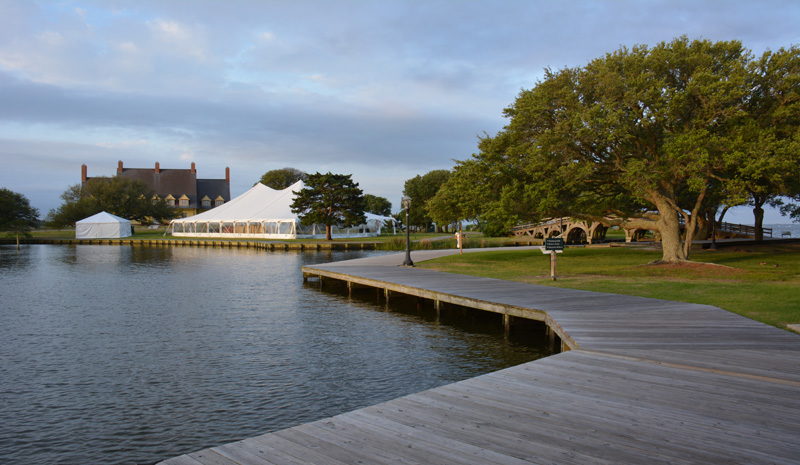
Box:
left=0, top=69, right=493, bottom=163
left=95, top=139, right=149, bottom=149
left=116, top=41, right=139, bottom=53
left=0, top=0, right=799, bottom=219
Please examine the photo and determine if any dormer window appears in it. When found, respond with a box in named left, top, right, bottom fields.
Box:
left=164, top=194, right=175, bottom=206
left=178, top=194, right=190, bottom=207
left=151, top=194, right=161, bottom=204
left=214, top=195, right=225, bottom=207
left=201, top=195, right=211, bottom=208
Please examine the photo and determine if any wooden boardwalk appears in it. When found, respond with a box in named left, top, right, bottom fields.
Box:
left=160, top=249, right=800, bottom=465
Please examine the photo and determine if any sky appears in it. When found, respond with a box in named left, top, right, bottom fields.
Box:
left=0, top=0, right=798, bottom=224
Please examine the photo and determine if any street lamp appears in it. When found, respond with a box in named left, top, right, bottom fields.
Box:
left=402, top=196, right=414, bottom=267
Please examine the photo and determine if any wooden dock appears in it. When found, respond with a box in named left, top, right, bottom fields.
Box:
left=160, top=249, right=800, bottom=465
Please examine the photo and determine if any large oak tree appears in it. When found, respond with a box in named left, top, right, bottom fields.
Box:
left=730, top=47, right=800, bottom=240
left=455, top=38, right=779, bottom=262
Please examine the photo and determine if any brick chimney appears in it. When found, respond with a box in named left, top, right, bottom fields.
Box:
left=117, top=160, right=123, bottom=175
left=81, top=164, right=88, bottom=182
left=155, top=161, right=160, bottom=173
left=225, top=166, right=230, bottom=182
left=190, top=162, right=196, bottom=174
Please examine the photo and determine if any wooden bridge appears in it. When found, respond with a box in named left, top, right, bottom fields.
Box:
left=511, top=217, right=772, bottom=244
left=159, top=249, right=799, bottom=465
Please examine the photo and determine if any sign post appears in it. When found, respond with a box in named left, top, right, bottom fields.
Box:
left=541, top=237, right=565, bottom=281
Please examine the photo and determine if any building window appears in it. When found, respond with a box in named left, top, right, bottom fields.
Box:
left=178, top=194, right=190, bottom=207
left=164, top=194, right=175, bottom=206
left=215, top=196, right=225, bottom=207
left=201, top=196, right=211, bottom=208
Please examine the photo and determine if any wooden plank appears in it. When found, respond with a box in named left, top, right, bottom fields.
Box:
left=436, top=364, right=800, bottom=459
left=248, top=432, right=356, bottom=465
left=366, top=394, right=654, bottom=465
left=413, top=377, right=798, bottom=463
left=311, top=413, right=530, bottom=465
left=158, top=455, right=207, bottom=465
left=186, top=449, right=242, bottom=465
left=214, top=438, right=313, bottom=465
left=299, top=421, right=451, bottom=465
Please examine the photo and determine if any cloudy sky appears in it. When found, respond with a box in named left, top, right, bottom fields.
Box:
left=1, top=0, right=798, bottom=223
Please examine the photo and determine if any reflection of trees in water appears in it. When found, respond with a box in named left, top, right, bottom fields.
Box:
left=0, top=244, right=33, bottom=269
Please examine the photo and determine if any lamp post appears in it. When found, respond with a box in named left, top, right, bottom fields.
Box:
left=402, top=197, right=414, bottom=266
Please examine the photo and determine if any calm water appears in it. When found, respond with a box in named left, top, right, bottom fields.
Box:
left=766, top=223, right=800, bottom=238
left=0, top=245, right=548, bottom=465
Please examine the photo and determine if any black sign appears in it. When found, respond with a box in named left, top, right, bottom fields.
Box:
left=544, top=238, right=565, bottom=251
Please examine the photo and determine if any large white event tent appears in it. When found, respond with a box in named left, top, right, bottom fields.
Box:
left=76, top=211, right=132, bottom=239
left=169, top=180, right=395, bottom=239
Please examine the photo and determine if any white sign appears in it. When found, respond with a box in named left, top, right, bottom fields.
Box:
left=540, top=247, right=563, bottom=254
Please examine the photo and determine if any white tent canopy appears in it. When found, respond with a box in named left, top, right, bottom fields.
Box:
left=364, top=212, right=397, bottom=235
left=76, top=211, right=132, bottom=239
left=170, top=181, right=390, bottom=239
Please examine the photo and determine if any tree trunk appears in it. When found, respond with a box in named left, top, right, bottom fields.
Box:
left=718, top=205, right=730, bottom=224
left=681, top=186, right=707, bottom=260
left=682, top=213, right=698, bottom=259
left=658, top=214, right=687, bottom=262
left=652, top=196, right=688, bottom=263
left=16, top=233, right=20, bottom=250
left=325, top=224, right=332, bottom=241
left=697, top=209, right=712, bottom=240
left=753, top=204, right=765, bottom=242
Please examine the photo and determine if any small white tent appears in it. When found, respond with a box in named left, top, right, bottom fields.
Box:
left=170, top=181, right=387, bottom=239
left=364, top=212, right=397, bottom=235
left=76, top=211, right=132, bottom=239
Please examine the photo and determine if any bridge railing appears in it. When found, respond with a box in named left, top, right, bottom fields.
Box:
left=718, top=221, right=772, bottom=238
left=511, top=218, right=567, bottom=232
left=513, top=217, right=772, bottom=238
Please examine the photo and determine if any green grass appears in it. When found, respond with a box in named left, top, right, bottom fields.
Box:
left=418, top=243, right=800, bottom=329
left=604, top=227, right=626, bottom=239
left=23, top=228, right=171, bottom=240
left=23, top=229, right=529, bottom=250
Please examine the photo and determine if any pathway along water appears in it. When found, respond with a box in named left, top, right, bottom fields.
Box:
left=0, top=245, right=551, bottom=465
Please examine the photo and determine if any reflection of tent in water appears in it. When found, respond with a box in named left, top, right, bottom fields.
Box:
left=169, top=181, right=396, bottom=239
left=75, top=244, right=126, bottom=265
left=75, top=211, right=132, bottom=239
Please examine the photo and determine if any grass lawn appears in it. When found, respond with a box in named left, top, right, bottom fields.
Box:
left=23, top=228, right=172, bottom=240
left=22, top=229, right=526, bottom=250
left=418, top=242, right=800, bottom=329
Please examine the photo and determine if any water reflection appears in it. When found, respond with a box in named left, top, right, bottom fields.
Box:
left=0, top=245, right=548, bottom=465
left=0, top=244, right=33, bottom=269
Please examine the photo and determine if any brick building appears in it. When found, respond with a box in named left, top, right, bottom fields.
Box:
left=81, top=161, right=231, bottom=217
